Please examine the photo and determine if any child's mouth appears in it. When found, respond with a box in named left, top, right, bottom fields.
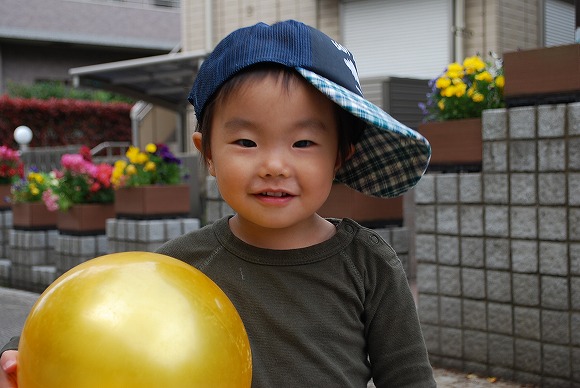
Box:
left=260, top=192, right=289, bottom=197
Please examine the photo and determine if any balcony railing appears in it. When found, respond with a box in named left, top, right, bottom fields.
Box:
left=70, top=0, right=180, bottom=9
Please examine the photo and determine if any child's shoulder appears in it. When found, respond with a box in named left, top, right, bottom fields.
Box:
left=156, top=217, right=225, bottom=260
left=333, top=218, right=400, bottom=266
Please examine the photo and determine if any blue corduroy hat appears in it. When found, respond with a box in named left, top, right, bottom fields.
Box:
left=189, top=20, right=431, bottom=198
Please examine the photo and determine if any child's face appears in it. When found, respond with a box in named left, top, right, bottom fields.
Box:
left=195, top=73, right=341, bottom=234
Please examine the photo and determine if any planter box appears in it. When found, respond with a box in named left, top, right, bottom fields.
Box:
left=503, top=44, right=580, bottom=105
left=318, top=183, right=403, bottom=227
left=418, top=118, right=482, bottom=171
left=57, top=203, right=115, bottom=235
left=0, top=184, right=11, bottom=210
left=115, top=184, right=190, bottom=219
left=12, top=202, right=57, bottom=230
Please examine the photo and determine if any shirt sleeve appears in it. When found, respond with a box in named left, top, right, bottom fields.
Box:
left=362, top=235, right=436, bottom=388
left=0, top=336, right=19, bottom=355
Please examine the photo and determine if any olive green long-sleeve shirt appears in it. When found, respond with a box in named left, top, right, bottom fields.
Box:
left=157, top=216, right=435, bottom=388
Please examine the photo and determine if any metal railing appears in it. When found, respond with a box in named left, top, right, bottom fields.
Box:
left=90, top=141, right=131, bottom=164
left=20, top=145, right=81, bottom=171
left=19, top=142, right=131, bottom=171
left=70, top=0, right=180, bottom=9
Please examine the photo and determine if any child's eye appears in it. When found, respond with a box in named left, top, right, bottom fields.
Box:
left=293, top=140, right=313, bottom=148
left=235, top=139, right=257, bottom=147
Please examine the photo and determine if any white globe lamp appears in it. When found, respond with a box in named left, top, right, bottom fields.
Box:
left=14, top=126, right=33, bottom=151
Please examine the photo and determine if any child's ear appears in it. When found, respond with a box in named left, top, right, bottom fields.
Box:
left=192, top=132, right=203, bottom=152
left=335, top=144, right=356, bottom=171
left=192, top=132, right=215, bottom=176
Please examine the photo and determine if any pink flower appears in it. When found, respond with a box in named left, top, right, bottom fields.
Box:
left=90, top=182, right=101, bottom=192
left=42, top=189, right=59, bottom=212
left=95, top=164, right=113, bottom=187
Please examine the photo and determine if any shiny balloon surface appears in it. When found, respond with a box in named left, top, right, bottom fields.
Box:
left=18, top=251, right=252, bottom=388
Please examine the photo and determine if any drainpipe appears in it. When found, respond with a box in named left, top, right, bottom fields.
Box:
left=574, top=0, right=580, bottom=43
left=205, top=0, right=213, bottom=51
left=454, top=0, right=465, bottom=62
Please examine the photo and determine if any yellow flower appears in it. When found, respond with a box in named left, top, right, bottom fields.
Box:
left=495, top=75, right=505, bottom=88
left=454, top=83, right=467, bottom=97
left=451, top=77, right=464, bottom=85
left=30, top=184, right=39, bottom=196
left=437, top=100, right=445, bottom=111
left=135, top=152, right=149, bottom=165
left=126, top=146, right=141, bottom=164
left=111, top=161, right=126, bottom=185
left=144, top=161, right=156, bottom=172
left=435, top=77, right=451, bottom=89
left=472, top=93, right=484, bottom=102
left=467, top=86, right=475, bottom=97
left=114, top=159, right=127, bottom=170
left=446, top=62, right=464, bottom=79
left=125, top=164, right=137, bottom=175
left=145, top=143, right=157, bottom=154
left=463, top=55, right=486, bottom=74
left=475, top=71, right=493, bottom=83
left=441, top=85, right=456, bottom=98
left=28, top=172, right=44, bottom=184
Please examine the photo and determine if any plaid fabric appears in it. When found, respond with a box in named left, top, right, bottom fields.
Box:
left=296, top=68, right=431, bottom=198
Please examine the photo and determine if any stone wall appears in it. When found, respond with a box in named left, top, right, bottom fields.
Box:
left=415, top=102, right=580, bottom=387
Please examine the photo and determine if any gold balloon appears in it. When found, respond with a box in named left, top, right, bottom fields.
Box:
left=18, top=251, right=252, bottom=388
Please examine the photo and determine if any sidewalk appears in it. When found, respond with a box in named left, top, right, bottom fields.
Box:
left=0, top=286, right=530, bottom=387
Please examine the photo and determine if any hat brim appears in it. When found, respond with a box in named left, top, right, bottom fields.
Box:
left=295, top=67, right=431, bottom=198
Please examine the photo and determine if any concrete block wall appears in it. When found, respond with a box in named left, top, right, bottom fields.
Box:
left=415, top=102, right=580, bottom=387
left=0, top=210, right=12, bottom=258
left=0, top=214, right=202, bottom=292
left=9, top=229, right=57, bottom=292
left=204, top=176, right=235, bottom=224
left=107, top=218, right=200, bottom=253
left=54, top=234, right=109, bottom=278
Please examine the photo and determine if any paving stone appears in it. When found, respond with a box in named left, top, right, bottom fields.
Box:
left=541, top=310, right=570, bottom=345
left=483, top=141, right=508, bottom=172
left=510, top=173, right=536, bottom=205
left=482, top=108, right=507, bottom=140
left=509, top=141, right=537, bottom=172
left=514, top=306, right=540, bottom=340
left=538, top=104, right=566, bottom=138
left=509, top=106, right=536, bottom=139
left=484, top=173, right=508, bottom=204
left=459, top=173, right=482, bottom=203
left=568, top=101, right=580, bottom=135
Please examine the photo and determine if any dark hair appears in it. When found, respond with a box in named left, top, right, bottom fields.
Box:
left=196, top=63, right=365, bottom=165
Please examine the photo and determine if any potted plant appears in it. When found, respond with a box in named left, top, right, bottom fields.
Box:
left=111, top=143, right=189, bottom=219
left=11, top=169, right=57, bottom=229
left=0, top=145, right=24, bottom=209
left=43, top=146, right=115, bottom=234
left=418, top=54, right=505, bottom=170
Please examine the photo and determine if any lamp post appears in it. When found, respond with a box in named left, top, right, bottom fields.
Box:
left=14, top=125, right=33, bottom=152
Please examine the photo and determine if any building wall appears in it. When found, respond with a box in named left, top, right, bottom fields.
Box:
left=182, top=0, right=340, bottom=52
left=0, top=0, right=181, bottom=92
left=465, top=0, right=540, bottom=58
left=0, top=0, right=180, bottom=51
left=415, top=102, right=580, bottom=386
left=0, top=43, right=156, bottom=88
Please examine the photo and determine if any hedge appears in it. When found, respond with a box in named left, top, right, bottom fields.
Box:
left=0, top=96, right=132, bottom=148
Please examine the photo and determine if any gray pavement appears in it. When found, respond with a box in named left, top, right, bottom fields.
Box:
left=0, top=286, right=530, bottom=387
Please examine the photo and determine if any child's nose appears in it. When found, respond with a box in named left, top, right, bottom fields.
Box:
left=259, top=150, right=291, bottom=178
